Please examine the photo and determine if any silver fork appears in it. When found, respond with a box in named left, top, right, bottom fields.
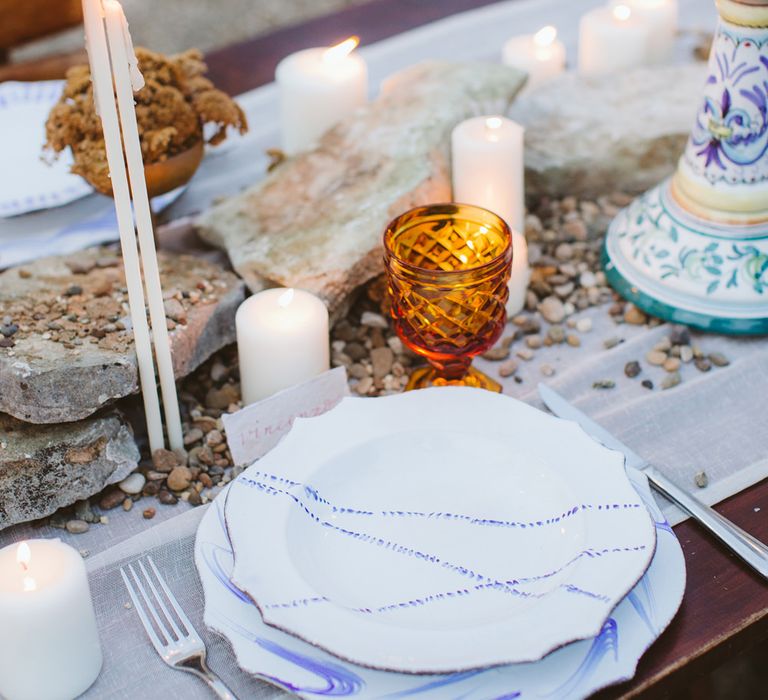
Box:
left=120, top=556, right=239, bottom=699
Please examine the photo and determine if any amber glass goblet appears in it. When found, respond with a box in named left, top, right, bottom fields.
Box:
left=384, top=203, right=513, bottom=392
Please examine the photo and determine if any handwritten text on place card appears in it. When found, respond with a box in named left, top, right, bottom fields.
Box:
left=222, top=367, right=349, bottom=466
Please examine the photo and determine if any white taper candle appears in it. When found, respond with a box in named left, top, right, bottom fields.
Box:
left=104, top=0, right=183, bottom=452
left=82, top=0, right=165, bottom=452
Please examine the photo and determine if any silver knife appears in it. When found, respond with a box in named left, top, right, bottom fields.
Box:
left=538, top=384, right=768, bottom=580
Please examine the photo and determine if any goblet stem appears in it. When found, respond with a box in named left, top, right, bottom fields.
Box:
left=428, top=355, right=472, bottom=383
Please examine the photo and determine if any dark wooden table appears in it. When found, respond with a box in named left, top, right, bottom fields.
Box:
left=206, top=1, right=768, bottom=697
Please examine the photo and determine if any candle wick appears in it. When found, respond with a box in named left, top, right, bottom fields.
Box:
left=20, top=561, right=27, bottom=572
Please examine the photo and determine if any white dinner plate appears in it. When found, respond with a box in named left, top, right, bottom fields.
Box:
left=0, top=81, right=93, bottom=218
left=196, top=465, right=685, bottom=699
left=224, top=387, right=656, bottom=673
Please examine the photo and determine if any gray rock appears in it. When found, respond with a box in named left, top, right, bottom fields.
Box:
left=197, top=61, right=527, bottom=317
left=511, top=63, right=706, bottom=199
left=0, top=248, right=245, bottom=423
left=0, top=411, right=139, bottom=529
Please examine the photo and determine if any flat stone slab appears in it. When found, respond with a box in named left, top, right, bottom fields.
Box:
left=512, top=63, right=707, bottom=200
left=197, top=61, right=526, bottom=316
left=0, top=411, right=139, bottom=529
left=0, top=247, right=245, bottom=423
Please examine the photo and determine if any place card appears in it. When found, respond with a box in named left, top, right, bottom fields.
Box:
left=222, top=366, right=349, bottom=466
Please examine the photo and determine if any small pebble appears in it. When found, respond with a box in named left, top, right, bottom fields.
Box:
left=566, top=334, right=581, bottom=348
left=66, top=519, right=90, bottom=535
left=669, top=326, right=691, bottom=346
left=64, top=284, right=83, bottom=297
left=694, top=357, right=712, bottom=372
left=695, top=471, right=709, bottom=488
left=122, top=498, right=133, bottom=512
left=680, top=346, right=694, bottom=363
left=167, top=466, right=193, bottom=492
left=547, top=325, right=565, bottom=344
left=526, top=335, right=543, bottom=349
left=624, top=305, right=647, bottom=325
left=646, top=350, right=667, bottom=366
left=143, top=507, right=156, bottom=519
left=206, top=429, right=224, bottom=447
left=516, top=348, right=534, bottom=361
left=579, top=271, right=597, bottom=288
left=539, top=296, right=566, bottom=324
left=708, top=352, right=730, bottom=367
left=661, top=372, right=681, bottom=390
left=540, top=364, right=556, bottom=377
left=593, top=379, right=616, bottom=390
left=118, top=472, right=146, bottom=495
left=576, top=318, right=593, bottom=333
left=99, top=487, right=124, bottom=510
left=183, top=428, right=204, bottom=446
left=0, top=338, right=14, bottom=348
left=663, top=357, right=681, bottom=372
left=499, top=359, right=518, bottom=378
left=355, top=376, right=374, bottom=395
left=641, top=379, right=654, bottom=390
left=152, top=449, right=180, bottom=472
left=158, top=490, right=179, bottom=505
left=603, top=337, right=623, bottom=350
left=624, top=361, right=641, bottom=378
left=482, top=346, right=510, bottom=361
left=360, top=311, right=389, bottom=329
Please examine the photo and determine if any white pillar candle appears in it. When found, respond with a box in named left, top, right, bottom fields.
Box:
left=237, top=288, right=330, bottom=405
left=502, top=26, right=566, bottom=90
left=451, top=116, right=530, bottom=315
left=276, top=37, right=368, bottom=155
left=0, top=540, right=102, bottom=700
left=621, top=0, right=678, bottom=64
left=578, top=4, right=653, bottom=77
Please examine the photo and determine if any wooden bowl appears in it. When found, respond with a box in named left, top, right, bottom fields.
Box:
left=96, top=140, right=204, bottom=199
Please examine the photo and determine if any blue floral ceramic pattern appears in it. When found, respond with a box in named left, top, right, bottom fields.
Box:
left=684, top=21, right=768, bottom=185
left=611, top=179, right=768, bottom=299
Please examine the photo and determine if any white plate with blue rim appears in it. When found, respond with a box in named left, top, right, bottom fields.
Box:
left=195, top=462, right=685, bottom=698
left=0, top=81, right=93, bottom=218
left=221, top=387, right=658, bottom=674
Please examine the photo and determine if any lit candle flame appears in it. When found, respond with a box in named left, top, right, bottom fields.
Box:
left=533, top=26, right=557, bottom=48
left=322, top=36, right=360, bottom=64
left=16, top=541, right=31, bottom=572
left=613, top=4, right=632, bottom=21
left=278, top=288, right=295, bottom=308
left=23, top=576, right=37, bottom=592
left=485, top=117, right=504, bottom=142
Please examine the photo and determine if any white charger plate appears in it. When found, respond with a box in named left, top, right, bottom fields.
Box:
left=195, top=465, right=685, bottom=699
left=224, top=387, right=657, bottom=673
left=0, top=81, right=93, bottom=218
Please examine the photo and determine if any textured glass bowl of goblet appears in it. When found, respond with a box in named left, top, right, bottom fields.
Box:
left=384, top=203, right=512, bottom=392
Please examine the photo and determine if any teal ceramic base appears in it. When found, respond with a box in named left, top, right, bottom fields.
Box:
left=602, top=179, right=768, bottom=336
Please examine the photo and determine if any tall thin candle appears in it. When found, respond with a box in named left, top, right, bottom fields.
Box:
left=104, top=0, right=183, bottom=452
left=81, top=0, right=165, bottom=451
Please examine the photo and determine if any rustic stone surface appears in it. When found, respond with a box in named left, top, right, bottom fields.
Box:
left=197, top=61, right=526, bottom=316
left=0, top=247, right=245, bottom=423
left=0, top=411, right=139, bottom=529
left=511, top=63, right=706, bottom=199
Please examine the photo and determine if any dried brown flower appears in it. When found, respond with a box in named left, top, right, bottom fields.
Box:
left=44, top=47, right=248, bottom=194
